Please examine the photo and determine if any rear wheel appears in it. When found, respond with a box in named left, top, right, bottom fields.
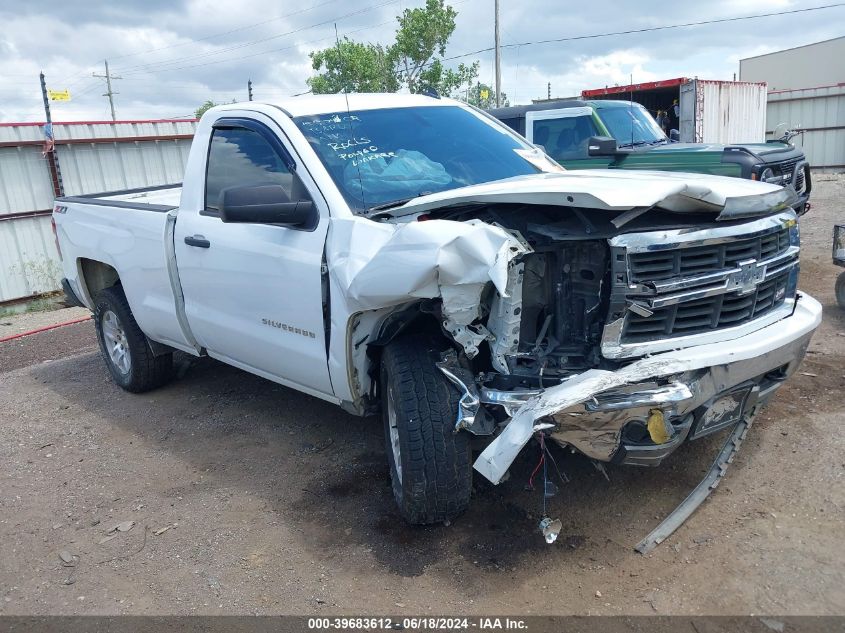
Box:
left=380, top=336, right=472, bottom=525
left=836, top=271, right=845, bottom=310
left=94, top=286, right=174, bottom=393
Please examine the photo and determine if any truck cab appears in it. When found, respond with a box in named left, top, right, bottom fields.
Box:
left=490, top=99, right=811, bottom=213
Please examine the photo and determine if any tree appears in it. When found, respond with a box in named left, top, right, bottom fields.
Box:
left=307, top=39, right=398, bottom=94
left=466, top=83, right=509, bottom=109
left=308, top=0, right=478, bottom=97
left=391, top=0, right=477, bottom=95
left=195, top=98, right=237, bottom=119
left=195, top=99, right=218, bottom=119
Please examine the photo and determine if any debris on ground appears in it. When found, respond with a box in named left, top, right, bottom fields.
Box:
left=108, top=520, right=135, bottom=534
left=539, top=517, right=562, bottom=544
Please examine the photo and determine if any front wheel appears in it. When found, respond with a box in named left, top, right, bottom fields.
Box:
left=94, top=286, right=174, bottom=393
left=380, top=336, right=472, bottom=525
left=836, top=271, right=845, bottom=310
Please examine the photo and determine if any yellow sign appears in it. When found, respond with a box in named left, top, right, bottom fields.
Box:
left=48, top=89, right=71, bottom=102
left=480, top=88, right=489, bottom=100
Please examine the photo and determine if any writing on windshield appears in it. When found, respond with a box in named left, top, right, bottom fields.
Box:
left=295, top=106, right=542, bottom=212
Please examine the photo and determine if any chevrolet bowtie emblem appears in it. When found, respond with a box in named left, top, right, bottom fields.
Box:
left=730, top=258, right=767, bottom=295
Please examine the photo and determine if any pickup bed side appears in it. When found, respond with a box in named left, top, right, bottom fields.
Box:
left=55, top=186, right=197, bottom=354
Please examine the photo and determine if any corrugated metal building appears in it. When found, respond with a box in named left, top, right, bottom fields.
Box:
left=0, top=119, right=196, bottom=304
left=767, top=85, right=845, bottom=171
left=739, top=37, right=845, bottom=91
left=740, top=38, right=845, bottom=171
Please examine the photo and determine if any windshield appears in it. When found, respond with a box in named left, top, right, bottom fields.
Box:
left=294, top=105, right=547, bottom=212
left=598, top=104, right=667, bottom=147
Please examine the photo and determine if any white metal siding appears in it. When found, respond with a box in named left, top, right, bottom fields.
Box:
left=59, top=140, right=192, bottom=196
left=0, top=146, right=55, bottom=215
left=766, top=84, right=845, bottom=170
left=694, top=80, right=767, bottom=144
left=0, top=216, right=61, bottom=302
left=0, top=120, right=195, bottom=303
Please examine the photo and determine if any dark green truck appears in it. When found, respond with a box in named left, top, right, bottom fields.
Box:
left=490, top=99, right=811, bottom=213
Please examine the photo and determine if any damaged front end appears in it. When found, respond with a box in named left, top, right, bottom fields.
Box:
left=333, top=175, right=821, bottom=488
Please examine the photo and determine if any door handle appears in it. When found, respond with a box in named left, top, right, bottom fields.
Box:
left=184, top=235, right=211, bottom=248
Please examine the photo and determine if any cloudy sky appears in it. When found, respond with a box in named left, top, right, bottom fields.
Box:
left=0, top=0, right=842, bottom=122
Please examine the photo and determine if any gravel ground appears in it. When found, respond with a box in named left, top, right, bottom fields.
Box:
left=0, top=177, right=843, bottom=616
left=0, top=307, right=94, bottom=374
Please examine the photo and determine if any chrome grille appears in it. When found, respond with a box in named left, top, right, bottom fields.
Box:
left=624, top=270, right=790, bottom=342
left=775, top=158, right=805, bottom=191
left=603, top=211, right=800, bottom=359
left=628, top=226, right=790, bottom=282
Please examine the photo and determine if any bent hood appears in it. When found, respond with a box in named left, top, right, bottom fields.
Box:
left=374, top=170, right=798, bottom=220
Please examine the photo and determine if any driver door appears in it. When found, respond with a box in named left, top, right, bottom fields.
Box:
left=174, top=116, right=334, bottom=399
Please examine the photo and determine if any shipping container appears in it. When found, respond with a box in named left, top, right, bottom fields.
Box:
left=583, top=78, right=767, bottom=144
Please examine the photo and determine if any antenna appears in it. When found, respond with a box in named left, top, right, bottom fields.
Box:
left=334, top=23, right=366, bottom=211
left=629, top=73, right=634, bottom=147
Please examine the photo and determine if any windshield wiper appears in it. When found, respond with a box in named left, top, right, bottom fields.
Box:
left=617, top=140, right=653, bottom=148
left=368, top=191, right=434, bottom=213
left=368, top=197, right=415, bottom=212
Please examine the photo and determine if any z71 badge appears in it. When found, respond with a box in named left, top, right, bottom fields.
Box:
left=262, top=318, right=316, bottom=339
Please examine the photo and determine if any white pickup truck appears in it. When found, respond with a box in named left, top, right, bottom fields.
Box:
left=53, top=94, right=821, bottom=526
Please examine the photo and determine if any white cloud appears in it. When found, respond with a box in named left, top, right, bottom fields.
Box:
left=0, top=0, right=841, bottom=121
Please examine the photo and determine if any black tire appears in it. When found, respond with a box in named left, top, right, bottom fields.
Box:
left=380, top=336, right=472, bottom=525
left=94, top=285, right=174, bottom=393
left=837, top=271, right=845, bottom=310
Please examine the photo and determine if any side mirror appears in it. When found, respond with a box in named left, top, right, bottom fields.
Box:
left=587, top=136, right=618, bottom=157
left=219, top=184, right=316, bottom=229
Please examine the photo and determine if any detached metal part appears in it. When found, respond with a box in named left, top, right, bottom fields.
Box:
left=634, top=416, right=753, bottom=555
left=436, top=352, right=492, bottom=435
left=539, top=517, right=562, bottom=544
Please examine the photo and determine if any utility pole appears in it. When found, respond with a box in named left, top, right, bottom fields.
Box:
left=248, top=79, right=253, bottom=101
left=39, top=71, right=64, bottom=197
left=547, top=82, right=551, bottom=100
left=92, top=60, right=122, bottom=121
left=494, top=0, right=501, bottom=108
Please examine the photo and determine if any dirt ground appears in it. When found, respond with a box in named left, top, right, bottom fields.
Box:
left=1, top=177, right=843, bottom=617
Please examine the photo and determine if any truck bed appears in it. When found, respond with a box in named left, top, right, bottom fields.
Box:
left=54, top=183, right=193, bottom=354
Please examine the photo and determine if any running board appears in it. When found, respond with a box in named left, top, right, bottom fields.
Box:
left=634, top=416, right=752, bottom=555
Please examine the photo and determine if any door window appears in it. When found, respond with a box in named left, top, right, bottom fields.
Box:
left=532, top=115, right=599, bottom=161
left=205, top=127, right=296, bottom=210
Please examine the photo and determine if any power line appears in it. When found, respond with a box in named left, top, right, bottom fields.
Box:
left=113, top=0, right=398, bottom=75
left=107, top=0, right=342, bottom=63
left=435, top=2, right=845, bottom=65
left=118, top=17, right=398, bottom=78
left=113, top=0, right=472, bottom=78
left=92, top=60, right=122, bottom=121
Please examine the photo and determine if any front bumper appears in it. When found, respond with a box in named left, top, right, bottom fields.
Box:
left=474, top=293, right=822, bottom=484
